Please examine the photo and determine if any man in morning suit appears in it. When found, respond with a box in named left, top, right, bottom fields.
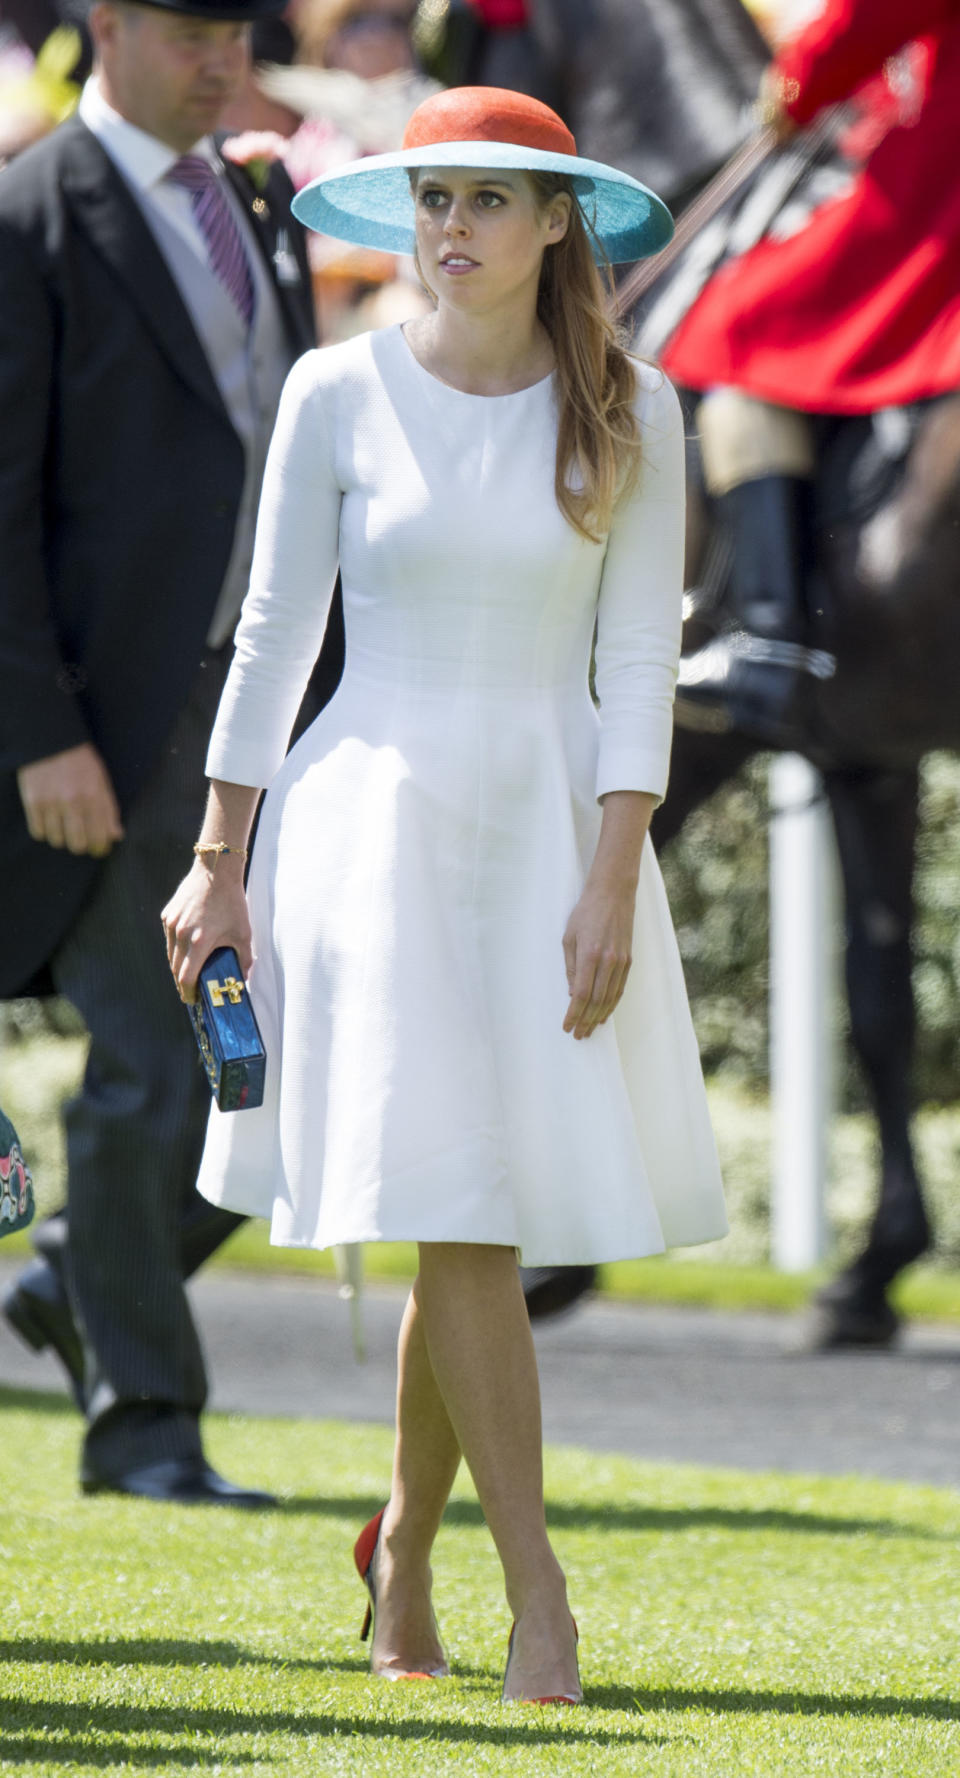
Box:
left=0, top=0, right=340, bottom=1504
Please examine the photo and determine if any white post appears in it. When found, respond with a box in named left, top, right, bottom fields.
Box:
left=768, top=753, right=832, bottom=1271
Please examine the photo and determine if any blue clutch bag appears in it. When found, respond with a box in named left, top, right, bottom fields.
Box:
left=188, top=947, right=266, bottom=1112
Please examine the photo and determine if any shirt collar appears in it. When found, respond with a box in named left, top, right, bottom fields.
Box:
left=78, top=75, right=220, bottom=193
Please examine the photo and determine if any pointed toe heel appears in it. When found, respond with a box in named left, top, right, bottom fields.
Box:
left=353, top=1506, right=448, bottom=1679
left=501, top=1616, right=581, bottom=1706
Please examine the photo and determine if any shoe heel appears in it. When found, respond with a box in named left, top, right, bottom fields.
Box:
left=354, top=1508, right=386, bottom=1643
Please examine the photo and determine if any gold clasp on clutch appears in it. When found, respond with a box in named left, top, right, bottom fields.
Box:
left=208, top=976, right=245, bottom=1006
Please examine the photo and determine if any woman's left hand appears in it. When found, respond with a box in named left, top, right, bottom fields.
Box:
left=562, top=878, right=636, bottom=1040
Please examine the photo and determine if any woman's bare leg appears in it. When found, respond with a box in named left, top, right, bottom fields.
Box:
left=416, top=1242, right=580, bottom=1702
left=372, top=1243, right=579, bottom=1698
left=369, top=1281, right=461, bottom=1676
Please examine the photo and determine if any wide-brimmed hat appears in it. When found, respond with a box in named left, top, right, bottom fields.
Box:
left=291, top=86, right=673, bottom=265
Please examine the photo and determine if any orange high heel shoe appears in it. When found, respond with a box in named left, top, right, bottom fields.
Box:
left=501, top=1616, right=581, bottom=1705
left=353, top=1508, right=448, bottom=1679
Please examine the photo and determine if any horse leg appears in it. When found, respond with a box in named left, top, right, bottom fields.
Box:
left=812, top=765, right=929, bottom=1346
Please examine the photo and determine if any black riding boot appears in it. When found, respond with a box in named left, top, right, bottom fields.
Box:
left=675, top=475, right=834, bottom=749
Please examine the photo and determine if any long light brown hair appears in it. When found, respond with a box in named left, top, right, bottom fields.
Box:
left=531, top=171, right=643, bottom=542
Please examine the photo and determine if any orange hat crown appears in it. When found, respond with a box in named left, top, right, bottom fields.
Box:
left=403, top=87, right=577, bottom=159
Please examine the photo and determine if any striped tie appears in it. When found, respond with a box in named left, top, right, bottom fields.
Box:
left=166, top=155, right=255, bottom=327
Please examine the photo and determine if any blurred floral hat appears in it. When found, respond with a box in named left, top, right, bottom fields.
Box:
left=0, top=24, right=82, bottom=159
left=291, top=85, right=673, bottom=264
left=0, top=1107, right=34, bottom=1239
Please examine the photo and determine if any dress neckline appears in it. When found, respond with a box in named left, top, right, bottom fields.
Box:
left=396, top=324, right=554, bottom=401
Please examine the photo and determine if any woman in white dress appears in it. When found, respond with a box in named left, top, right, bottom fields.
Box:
left=163, top=85, right=726, bottom=1705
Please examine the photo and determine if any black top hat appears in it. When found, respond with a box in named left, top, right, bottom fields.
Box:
left=114, top=0, right=289, bottom=20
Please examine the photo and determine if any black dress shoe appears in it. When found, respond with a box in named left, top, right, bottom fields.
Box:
left=2, top=1256, right=86, bottom=1406
left=80, top=1456, right=276, bottom=1508
left=519, top=1265, right=597, bottom=1320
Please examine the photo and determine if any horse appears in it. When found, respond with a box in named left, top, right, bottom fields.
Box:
left=653, top=393, right=960, bottom=1344
left=494, top=0, right=960, bottom=1340
left=524, top=392, right=960, bottom=1341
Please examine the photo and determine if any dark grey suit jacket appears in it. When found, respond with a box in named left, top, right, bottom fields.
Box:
left=0, top=117, right=326, bottom=996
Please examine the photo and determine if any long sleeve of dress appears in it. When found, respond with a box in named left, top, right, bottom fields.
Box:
left=205, top=349, right=342, bottom=789
left=593, top=370, right=685, bottom=804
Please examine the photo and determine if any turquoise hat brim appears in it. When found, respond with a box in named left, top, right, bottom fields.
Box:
left=291, top=141, right=673, bottom=265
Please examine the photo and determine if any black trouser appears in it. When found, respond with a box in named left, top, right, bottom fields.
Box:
left=49, top=650, right=244, bottom=1479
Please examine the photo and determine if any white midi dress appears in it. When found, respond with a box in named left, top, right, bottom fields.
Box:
left=196, top=324, right=727, bottom=1264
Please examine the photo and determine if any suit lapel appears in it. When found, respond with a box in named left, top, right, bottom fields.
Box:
left=221, top=156, right=315, bottom=356
left=60, top=120, right=231, bottom=424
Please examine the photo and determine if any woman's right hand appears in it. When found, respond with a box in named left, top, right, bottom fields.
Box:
left=161, top=858, right=253, bottom=1004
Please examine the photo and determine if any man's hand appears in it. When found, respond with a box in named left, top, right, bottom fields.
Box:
left=17, top=743, right=125, bottom=857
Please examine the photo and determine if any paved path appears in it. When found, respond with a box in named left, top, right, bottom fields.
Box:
left=2, top=1261, right=959, bottom=1488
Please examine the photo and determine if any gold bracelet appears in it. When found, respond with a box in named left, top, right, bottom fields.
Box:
left=193, top=841, right=248, bottom=864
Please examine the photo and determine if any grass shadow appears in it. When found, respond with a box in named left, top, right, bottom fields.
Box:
left=589, top=1682, right=960, bottom=1722
left=0, top=1734, right=259, bottom=1769
left=1, top=1637, right=269, bottom=1671
left=0, top=1697, right=668, bottom=1751
left=0, top=1635, right=487, bottom=1684
left=281, top=1491, right=938, bottom=1542
left=541, top=1501, right=943, bottom=1541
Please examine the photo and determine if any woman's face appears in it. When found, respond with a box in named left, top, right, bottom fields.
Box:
left=412, top=167, right=570, bottom=314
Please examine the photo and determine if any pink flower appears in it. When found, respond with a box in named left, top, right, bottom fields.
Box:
left=221, top=130, right=290, bottom=192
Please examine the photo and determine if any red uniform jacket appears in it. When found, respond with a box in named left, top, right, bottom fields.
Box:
left=661, top=0, right=960, bottom=412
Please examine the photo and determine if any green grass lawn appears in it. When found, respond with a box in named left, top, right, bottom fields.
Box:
left=2, top=1399, right=960, bottom=1776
